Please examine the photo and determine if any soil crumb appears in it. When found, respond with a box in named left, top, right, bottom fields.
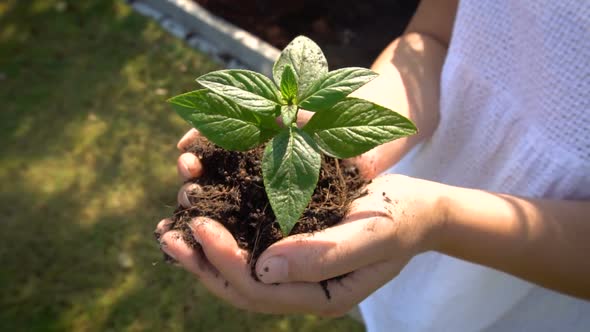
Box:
left=170, top=137, right=368, bottom=285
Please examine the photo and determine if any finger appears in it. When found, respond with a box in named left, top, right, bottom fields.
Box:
left=296, top=110, right=313, bottom=128
left=187, top=218, right=342, bottom=313
left=178, top=152, right=203, bottom=180
left=154, top=218, right=174, bottom=241
left=159, top=230, right=252, bottom=310
left=345, top=150, right=379, bottom=180
left=189, top=217, right=404, bottom=316
left=188, top=217, right=252, bottom=288
left=177, top=183, right=203, bottom=208
left=177, top=128, right=200, bottom=151
left=255, top=199, right=396, bottom=283
left=311, top=257, right=406, bottom=317
left=276, top=110, right=314, bottom=128
left=267, top=258, right=402, bottom=317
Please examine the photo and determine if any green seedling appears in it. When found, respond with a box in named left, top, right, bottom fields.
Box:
left=169, top=36, right=417, bottom=235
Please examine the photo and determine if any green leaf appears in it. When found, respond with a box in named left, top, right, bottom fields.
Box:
left=299, top=68, right=378, bottom=111
left=169, top=89, right=279, bottom=151
left=280, top=64, right=298, bottom=103
left=281, top=105, right=298, bottom=127
left=262, top=127, right=321, bottom=235
left=197, top=69, right=281, bottom=116
left=303, top=98, right=417, bottom=158
left=273, top=36, right=328, bottom=99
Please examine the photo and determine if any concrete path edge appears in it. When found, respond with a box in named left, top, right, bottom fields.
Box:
left=128, top=0, right=280, bottom=77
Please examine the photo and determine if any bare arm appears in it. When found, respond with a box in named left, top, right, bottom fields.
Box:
left=358, top=0, right=590, bottom=300
left=180, top=0, right=459, bottom=179
left=163, top=0, right=589, bottom=315
left=350, top=0, right=458, bottom=178
left=439, top=188, right=590, bottom=300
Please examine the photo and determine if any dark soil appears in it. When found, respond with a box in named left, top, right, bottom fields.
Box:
left=168, top=137, right=368, bottom=284
left=193, top=0, right=419, bottom=68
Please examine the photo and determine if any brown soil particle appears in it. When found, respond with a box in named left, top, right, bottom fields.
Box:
left=169, top=137, right=368, bottom=281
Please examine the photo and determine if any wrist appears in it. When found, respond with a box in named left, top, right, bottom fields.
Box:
left=430, top=184, right=490, bottom=256
left=376, top=175, right=454, bottom=254
left=421, top=181, right=456, bottom=253
left=365, top=175, right=454, bottom=256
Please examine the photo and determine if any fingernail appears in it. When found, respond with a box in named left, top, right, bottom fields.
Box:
left=192, top=232, right=201, bottom=245
left=179, top=190, right=190, bottom=208
left=190, top=218, right=207, bottom=244
left=259, top=256, right=288, bottom=283
left=179, top=160, right=192, bottom=179
left=163, top=252, right=179, bottom=265
left=153, top=230, right=162, bottom=242
left=159, top=240, right=177, bottom=260
left=154, top=219, right=174, bottom=242
left=178, top=183, right=201, bottom=208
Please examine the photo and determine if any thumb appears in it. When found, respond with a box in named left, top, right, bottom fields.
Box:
left=255, top=208, right=396, bottom=284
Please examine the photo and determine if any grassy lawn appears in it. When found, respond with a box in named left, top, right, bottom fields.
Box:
left=0, top=1, right=363, bottom=331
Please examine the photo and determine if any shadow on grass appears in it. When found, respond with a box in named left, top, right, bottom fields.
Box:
left=0, top=1, right=362, bottom=331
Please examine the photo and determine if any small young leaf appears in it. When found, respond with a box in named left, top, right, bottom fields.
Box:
left=280, top=64, right=298, bottom=103
left=197, top=69, right=281, bottom=116
left=262, top=127, right=321, bottom=235
left=273, top=36, right=328, bottom=99
left=303, top=98, right=417, bottom=158
left=169, top=90, right=279, bottom=151
left=299, top=68, right=378, bottom=111
left=280, top=105, right=298, bottom=127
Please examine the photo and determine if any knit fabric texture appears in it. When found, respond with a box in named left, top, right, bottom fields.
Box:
left=360, top=0, right=590, bottom=331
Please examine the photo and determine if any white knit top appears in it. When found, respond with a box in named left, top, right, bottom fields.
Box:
left=360, top=0, right=590, bottom=331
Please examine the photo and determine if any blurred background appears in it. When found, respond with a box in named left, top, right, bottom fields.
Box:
left=0, top=0, right=415, bottom=331
left=194, top=0, right=419, bottom=68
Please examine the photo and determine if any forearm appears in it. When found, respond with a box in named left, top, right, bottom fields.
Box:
left=350, top=33, right=447, bottom=177
left=437, top=186, right=590, bottom=299
left=349, top=0, right=458, bottom=178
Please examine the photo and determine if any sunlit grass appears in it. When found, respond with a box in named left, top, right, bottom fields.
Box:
left=0, top=1, right=363, bottom=331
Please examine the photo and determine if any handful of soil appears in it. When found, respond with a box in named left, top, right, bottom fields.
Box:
left=168, top=137, right=368, bottom=279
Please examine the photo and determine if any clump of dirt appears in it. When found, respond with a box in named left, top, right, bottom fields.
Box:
left=168, top=137, right=368, bottom=279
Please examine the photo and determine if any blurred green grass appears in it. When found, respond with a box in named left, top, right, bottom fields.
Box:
left=0, top=1, right=363, bottom=331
